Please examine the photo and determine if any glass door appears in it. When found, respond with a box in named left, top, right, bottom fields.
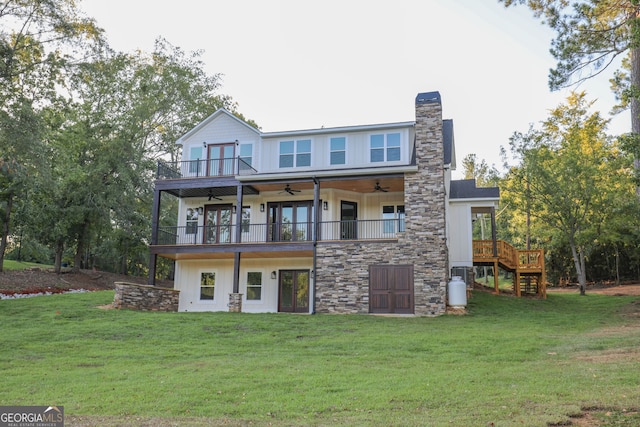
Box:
left=268, top=202, right=313, bottom=242
left=278, top=270, right=310, bottom=313
left=208, top=143, right=235, bottom=176
left=341, top=201, right=358, bottom=240
left=204, top=205, right=232, bottom=244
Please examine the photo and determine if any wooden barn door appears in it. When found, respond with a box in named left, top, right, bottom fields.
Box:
left=369, top=265, right=414, bottom=314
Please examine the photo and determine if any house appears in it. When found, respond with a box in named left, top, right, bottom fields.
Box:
left=146, top=91, right=503, bottom=315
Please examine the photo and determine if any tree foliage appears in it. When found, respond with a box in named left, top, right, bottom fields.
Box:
left=1, top=1, right=255, bottom=275
left=503, top=92, right=637, bottom=293
left=501, top=0, right=640, bottom=196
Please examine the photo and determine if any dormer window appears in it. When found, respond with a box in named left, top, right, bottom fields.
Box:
left=279, top=139, right=311, bottom=168
left=370, top=133, right=401, bottom=162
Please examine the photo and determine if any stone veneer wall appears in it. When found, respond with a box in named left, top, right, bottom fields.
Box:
left=314, top=95, right=448, bottom=316
left=113, top=282, right=179, bottom=312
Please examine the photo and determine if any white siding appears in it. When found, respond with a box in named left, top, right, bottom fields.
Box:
left=259, top=127, right=413, bottom=173
left=448, top=203, right=474, bottom=267
left=174, top=258, right=313, bottom=313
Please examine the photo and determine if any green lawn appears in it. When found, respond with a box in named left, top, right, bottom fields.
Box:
left=0, top=291, right=638, bottom=426
left=2, top=260, right=54, bottom=270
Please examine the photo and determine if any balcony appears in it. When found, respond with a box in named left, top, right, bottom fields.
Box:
left=156, top=158, right=257, bottom=180
left=155, top=219, right=405, bottom=246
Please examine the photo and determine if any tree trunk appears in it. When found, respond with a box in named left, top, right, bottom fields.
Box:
left=73, top=218, right=90, bottom=272
left=569, top=238, right=587, bottom=295
left=0, top=192, right=13, bottom=273
left=54, top=241, right=64, bottom=274
left=630, top=46, right=640, bottom=198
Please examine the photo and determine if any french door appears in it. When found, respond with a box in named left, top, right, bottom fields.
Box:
left=204, top=205, right=232, bottom=244
left=278, top=270, right=310, bottom=313
left=268, top=201, right=313, bottom=242
left=208, top=143, right=235, bottom=176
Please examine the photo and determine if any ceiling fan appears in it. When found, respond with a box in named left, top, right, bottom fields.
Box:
left=374, top=182, right=389, bottom=192
left=207, top=189, right=222, bottom=201
left=280, top=184, right=301, bottom=195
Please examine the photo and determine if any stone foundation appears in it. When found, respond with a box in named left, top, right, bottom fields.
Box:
left=228, top=293, right=243, bottom=312
left=113, top=282, right=179, bottom=312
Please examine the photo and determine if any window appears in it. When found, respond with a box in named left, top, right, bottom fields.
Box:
left=383, top=205, right=405, bottom=233
left=241, top=206, right=251, bottom=233
left=246, top=272, right=262, bottom=300
left=330, top=137, right=346, bottom=165
left=239, top=143, right=253, bottom=167
left=370, top=133, right=401, bottom=162
left=280, top=139, right=311, bottom=168
left=186, top=208, right=198, bottom=234
left=200, top=272, right=215, bottom=300
left=189, top=146, right=203, bottom=174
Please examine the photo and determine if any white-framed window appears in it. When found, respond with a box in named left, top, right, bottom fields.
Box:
left=189, top=146, right=204, bottom=174
left=280, top=139, right=311, bottom=168
left=200, top=272, right=216, bottom=300
left=370, top=132, right=401, bottom=162
left=330, top=136, right=346, bottom=165
left=383, top=205, right=405, bottom=234
left=246, top=271, right=262, bottom=301
left=241, top=206, right=251, bottom=234
left=186, top=208, right=198, bottom=234
left=239, top=143, right=253, bottom=167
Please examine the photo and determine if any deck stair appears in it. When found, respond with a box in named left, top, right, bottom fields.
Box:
left=473, top=240, right=546, bottom=298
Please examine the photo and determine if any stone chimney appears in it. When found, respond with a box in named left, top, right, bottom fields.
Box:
left=401, top=91, right=448, bottom=315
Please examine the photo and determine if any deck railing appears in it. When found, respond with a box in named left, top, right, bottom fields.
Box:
left=155, top=219, right=405, bottom=245
left=472, top=240, right=544, bottom=272
left=156, top=158, right=257, bottom=180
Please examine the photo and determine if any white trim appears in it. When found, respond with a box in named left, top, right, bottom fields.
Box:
left=236, top=164, right=418, bottom=181
left=263, top=121, right=414, bottom=138
left=176, top=108, right=260, bottom=145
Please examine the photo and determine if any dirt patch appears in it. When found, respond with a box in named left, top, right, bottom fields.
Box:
left=0, top=268, right=173, bottom=295
left=548, top=282, right=640, bottom=296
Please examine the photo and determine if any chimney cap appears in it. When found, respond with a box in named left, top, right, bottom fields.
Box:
left=416, top=91, right=441, bottom=105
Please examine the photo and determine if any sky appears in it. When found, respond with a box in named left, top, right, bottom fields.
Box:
left=80, top=0, right=630, bottom=178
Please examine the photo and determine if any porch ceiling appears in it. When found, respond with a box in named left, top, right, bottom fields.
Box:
left=251, top=176, right=405, bottom=194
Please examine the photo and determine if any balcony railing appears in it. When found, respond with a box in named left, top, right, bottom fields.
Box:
left=155, top=219, right=405, bottom=245
left=472, top=240, right=544, bottom=273
left=156, top=157, right=257, bottom=180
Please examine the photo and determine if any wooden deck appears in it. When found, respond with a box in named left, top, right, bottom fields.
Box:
left=473, top=240, right=546, bottom=298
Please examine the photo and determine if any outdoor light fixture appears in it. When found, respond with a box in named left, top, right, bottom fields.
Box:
left=232, top=205, right=237, bottom=214
left=260, top=203, right=265, bottom=212
left=271, top=271, right=276, bottom=279
left=202, top=141, right=206, bottom=147
left=197, top=207, right=204, bottom=215
left=323, top=201, right=328, bottom=210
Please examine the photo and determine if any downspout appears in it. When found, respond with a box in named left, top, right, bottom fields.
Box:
left=312, top=176, right=319, bottom=314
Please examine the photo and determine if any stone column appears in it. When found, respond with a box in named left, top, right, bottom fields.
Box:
left=228, top=293, right=243, bottom=312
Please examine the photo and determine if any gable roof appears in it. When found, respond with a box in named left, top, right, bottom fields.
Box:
left=450, top=179, right=499, bottom=200
left=175, top=108, right=260, bottom=145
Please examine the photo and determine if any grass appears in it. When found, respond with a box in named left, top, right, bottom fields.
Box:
left=0, top=291, right=638, bottom=426
left=2, top=260, right=54, bottom=270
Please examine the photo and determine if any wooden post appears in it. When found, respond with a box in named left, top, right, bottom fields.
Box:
left=493, top=260, right=500, bottom=294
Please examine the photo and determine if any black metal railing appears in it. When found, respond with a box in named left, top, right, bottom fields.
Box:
left=156, top=157, right=257, bottom=179
left=155, top=219, right=405, bottom=245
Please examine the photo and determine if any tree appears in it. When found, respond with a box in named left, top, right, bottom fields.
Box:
left=504, top=92, right=634, bottom=295
left=501, top=0, right=640, bottom=195
left=0, top=0, right=101, bottom=271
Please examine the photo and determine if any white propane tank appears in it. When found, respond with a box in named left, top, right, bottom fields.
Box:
left=448, top=276, right=467, bottom=307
